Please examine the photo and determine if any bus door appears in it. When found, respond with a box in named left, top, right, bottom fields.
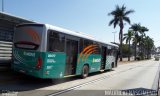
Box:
left=65, top=38, right=78, bottom=75
left=101, top=46, right=107, bottom=70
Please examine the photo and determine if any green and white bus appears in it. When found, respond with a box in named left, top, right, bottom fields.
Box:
left=12, top=23, right=118, bottom=79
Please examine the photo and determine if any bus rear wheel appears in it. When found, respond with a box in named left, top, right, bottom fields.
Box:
left=81, top=65, right=89, bottom=79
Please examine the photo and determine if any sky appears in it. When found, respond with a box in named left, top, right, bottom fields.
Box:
left=1, top=0, right=160, bottom=47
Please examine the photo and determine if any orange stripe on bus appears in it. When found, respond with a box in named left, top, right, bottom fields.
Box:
left=84, top=50, right=99, bottom=62
left=82, top=46, right=98, bottom=61
left=78, top=44, right=97, bottom=63
left=79, top=45, right=97, bottom=58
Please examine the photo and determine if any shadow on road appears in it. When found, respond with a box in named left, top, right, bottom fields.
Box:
left=0, top=69, right=113, bottom=92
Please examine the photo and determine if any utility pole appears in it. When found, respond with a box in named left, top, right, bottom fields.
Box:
left=2, top=0, right=4, bottom=12
left=112, top=31, right=117, bottom=43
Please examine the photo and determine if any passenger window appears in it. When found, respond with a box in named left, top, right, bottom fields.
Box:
left=79, top=39, right=84, bottom=53
left=48, top=30, right=65, bottom=52
left=107, top=49, right=112, bottom=56
left=93, top=42, right=101, bottom=54
left=84, top=40, right=93, bottom=48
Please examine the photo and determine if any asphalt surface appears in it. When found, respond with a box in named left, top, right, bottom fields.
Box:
left=0, top=59, right=159, bottom=96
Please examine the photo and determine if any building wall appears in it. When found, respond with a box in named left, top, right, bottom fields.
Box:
left=0, top=12, right=34, bottom=66
left=0, top=19, right=15, bottom=65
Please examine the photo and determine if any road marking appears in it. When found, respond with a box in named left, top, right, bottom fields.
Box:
left=152, top=63, right=160, bottom=91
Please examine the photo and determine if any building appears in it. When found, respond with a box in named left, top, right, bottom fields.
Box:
left=0, top=12, right=36, bottom=67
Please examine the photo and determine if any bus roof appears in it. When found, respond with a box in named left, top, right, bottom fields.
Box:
left=16, top=23, right=118, bottom=48
left=45, top=24, right=118, bottom=48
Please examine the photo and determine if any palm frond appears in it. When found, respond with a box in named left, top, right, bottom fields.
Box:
left=109, top=19, right=115, bottom=26
left=123, top=37, right=127, bottom=41
left=113, top=18, right=119, bottom=28
left=123, top=17, right=131, bottom=24
left=126, top=38, right=129, bottom=44
left=124, top=10, right=134, bottom=16
left=130, top=23, right=141, bottom=32
left=140, top=26, right=149, bottom=33
left=123, top=33, right=128, bottom=36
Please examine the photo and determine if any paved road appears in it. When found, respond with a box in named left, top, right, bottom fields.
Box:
left=0, top=60, right=159, bottom=96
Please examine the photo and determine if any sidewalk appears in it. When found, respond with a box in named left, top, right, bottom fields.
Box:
left=118, top=57, right=138, bottom=65
left=118, top=57, right=155, bottom=65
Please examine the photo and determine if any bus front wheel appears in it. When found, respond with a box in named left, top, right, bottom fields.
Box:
left=81, top=65, right=89, bottom=79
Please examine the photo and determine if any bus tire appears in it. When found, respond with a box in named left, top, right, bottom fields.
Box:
left=81, top=65, right=89, bottom=79
left=111, top=62, right=114, bottom=68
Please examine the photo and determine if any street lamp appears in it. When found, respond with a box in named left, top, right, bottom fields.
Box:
left=112, top=31, right=117, bottom=43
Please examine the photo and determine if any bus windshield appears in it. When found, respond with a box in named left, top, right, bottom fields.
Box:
left=14, top=24, right=43, bottom=50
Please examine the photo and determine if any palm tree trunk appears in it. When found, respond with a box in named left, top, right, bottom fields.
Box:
left=140, top=35, right=142, bottom=53
left=128, top=40, right=131, bottom=61
left=143, top=45, right=145, bottom=58
left=119, top=21, right=123, bottom=61
left=120, top=33, right=123, bottom=61
left=134, top=32, right=137, bottom=60
left=145, top=48, right=147, bottom=59
left=147, top=46, right=150, bottom=59
left=134, top=43, right=137, bottom=60
left=147, top=48, right=149, bottom=59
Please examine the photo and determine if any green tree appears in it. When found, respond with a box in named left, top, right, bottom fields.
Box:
left=136, top=35, right=144, bottom=60
left=123, top=30, right=134, bottom=61
left=144, top=36, right=154, bottom=59
left=108, top=5, right=134, bottom=61
left=130, top=23, right=141, bottom=60
left=122, top=44, right=130, bottom=57
left=139, top=26, right=149, bottom=53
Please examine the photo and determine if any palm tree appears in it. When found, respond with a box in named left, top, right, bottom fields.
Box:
left=108, top=5, right=134, bottom=61
left=144, top=36, right=154, bottom=59
left=130, top=23, right=141, bottom=60
left=139, top=26, right=149, bottom=53
left=123, top=30, right=134, bottom=61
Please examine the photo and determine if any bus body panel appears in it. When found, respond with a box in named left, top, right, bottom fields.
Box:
left=105, top=56, right=114, bottom=70
left=13, top=49, right=114, bottom=78
left=76, top=54, right=115, bottom=75
left=43, top=52, right=66, bottom=78
left=76, top=54, right=101, bottom=75
left=13, top=50, right=67, bottom=78
left=88, top=54, right=101, bottom=73
left=12, top=49, right=44, bottom=78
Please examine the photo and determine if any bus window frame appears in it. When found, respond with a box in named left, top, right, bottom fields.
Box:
left=47, top=29, right=65, bottom=52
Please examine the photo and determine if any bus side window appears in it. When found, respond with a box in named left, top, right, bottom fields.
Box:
left=112, top=50, right=116, bottom=56
left=84, top=40, right=93, bottom=48
left=107, top=49, right=112, bottom=56
left=83, top=40, right=101, bottom=54
left=93, top=42, right=101, bottom=54
left=79, top=39, right=84, bottom=53
left=83, top=40, right=93, bottom=52
left=48, top=30, right=65, bottom=52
